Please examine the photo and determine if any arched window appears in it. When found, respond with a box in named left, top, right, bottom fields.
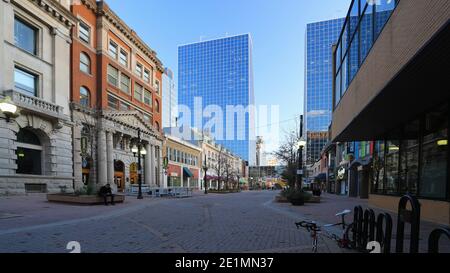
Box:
left=155, top=121, right=160, bottom=131
left=80, top=52, right=91, bottom=74
left=155, top=99, right=160, bottom=113
left=16, top=128, right=42, bottom=175
left=80, top=86, right=90, bottom=107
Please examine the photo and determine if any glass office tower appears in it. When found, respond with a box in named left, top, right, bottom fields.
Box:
left=162, top=68, right=178, bottom=129
left=305, top=18, right=345, bottom=166
left=178, top=34, right=256, bottom=165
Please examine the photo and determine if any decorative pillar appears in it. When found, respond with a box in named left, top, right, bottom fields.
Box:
left=144, top=143, right=151, bottom=185
left=97, top=130, right=108, bottom=186
left=150, top=144, right=156, bottom=186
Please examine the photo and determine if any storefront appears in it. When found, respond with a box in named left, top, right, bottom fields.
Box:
left=370, top=104, right=449, bottom=224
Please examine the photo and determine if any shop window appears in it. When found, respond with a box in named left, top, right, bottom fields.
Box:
left=399, top=120, right=420, bottom=195
left=16, top=128, right=42, bottom=175
left=385, top=140, right=399, bottom=194
left=419, top=105, right=448, bottom=199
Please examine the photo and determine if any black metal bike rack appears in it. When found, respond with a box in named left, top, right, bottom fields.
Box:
left=395, top=195, right=421, bottom=253
left=428, top=227, right=450, bottom=253
left=376, top=213, right=393, bottom=253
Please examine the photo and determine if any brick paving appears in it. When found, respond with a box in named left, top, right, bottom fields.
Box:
left=0, top=191, right=348, bottom=253
left=268, top=193, right=450, bottom=253
left=0, top=191, right=448, bottom=253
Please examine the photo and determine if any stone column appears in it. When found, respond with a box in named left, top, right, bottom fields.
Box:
left=158, top=145, right=164, bottom=188
left=97, top=130, right=108, bottom=186
left=106, top=131, right=114, bottom=187
left=144, top=143, right=151, bottom=185
left=150, top=144, right=156, bottom=186
left=73, top=125, right=83, bottom=190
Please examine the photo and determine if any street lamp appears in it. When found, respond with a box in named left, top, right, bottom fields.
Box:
left=202, top=154, right=208, bottom=194
left=0, top=97, right=18, bottom=122
left=132, top=128, right=146, bottom=200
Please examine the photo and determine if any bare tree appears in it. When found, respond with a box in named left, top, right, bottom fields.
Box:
left=272, top=117, right=302, bottom=187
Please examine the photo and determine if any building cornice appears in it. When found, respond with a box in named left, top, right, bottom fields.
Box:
left=25, top=0, right=77, bottom=28
left=92, top=1, right=164, bottom=73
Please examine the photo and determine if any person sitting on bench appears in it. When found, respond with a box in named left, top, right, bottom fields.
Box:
left=99, top=184, right=115, bottom=206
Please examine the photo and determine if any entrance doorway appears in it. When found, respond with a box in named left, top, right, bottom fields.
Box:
left=130, top=162, right=138, bottom=185
left=114, top=160, right=125, bottom=192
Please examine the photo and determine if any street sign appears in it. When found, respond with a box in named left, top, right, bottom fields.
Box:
left=297, top=170, right=303, bottom=175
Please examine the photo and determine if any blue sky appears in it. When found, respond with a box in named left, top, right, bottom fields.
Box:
left=107, top=0, right=350, bottom=152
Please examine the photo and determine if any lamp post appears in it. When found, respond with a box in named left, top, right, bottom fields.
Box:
left=132, top=128, right=146, bottom=200
left=202, top=154, right=208, bottom=194
left=296, top=139, right=306, bottom=190
left=0, top=97, right=18, bottom=122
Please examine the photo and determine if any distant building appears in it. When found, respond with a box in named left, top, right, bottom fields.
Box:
left=162, top=68, right=178, bottom=128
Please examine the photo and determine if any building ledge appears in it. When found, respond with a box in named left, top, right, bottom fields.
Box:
left=2, top=90, right=67, bottom=122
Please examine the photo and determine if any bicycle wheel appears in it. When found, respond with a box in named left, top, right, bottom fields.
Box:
left=341, top=223, right=356, bottom=249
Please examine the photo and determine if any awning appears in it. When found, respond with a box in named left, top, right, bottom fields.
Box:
left=183, top=167, right=193, bottom=178
left=349, top=156, right=372, bottom=169
left=315, top=173, right=327, bottom=182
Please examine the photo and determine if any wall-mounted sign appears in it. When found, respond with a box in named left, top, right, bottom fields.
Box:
left=337, top=167, right=346, bottom=180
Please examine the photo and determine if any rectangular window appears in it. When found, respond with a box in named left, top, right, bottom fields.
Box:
left=399, top=120, right=420, bottom=195
left=14, top=17, right=37, bottom=55
left=385, top=140, right=400, bottom=195
left=155, top=80, right=160, bottom=93
left=144, top=90, right=152, bottom=106
left=144, top=69, right=150, bottom=83
left=120, top=73, right=130, bottom=93
left=109, top=40, right=118, bottom=59
left=14, top=67, right=37, bottom=97
left=107, top=65, right=118, bottom=87
left=119, top=49, right=128, bottom=67
left=107, top=95, right=118, bottom=110
left=143, top=114, right=151, bottom=124
left=119, top=101, right=130, bottom=111
left=79, top=21, right=90, bottom=44
left=135, top=63, right=143, bottom=77
left=134, top=83, right=143, bottom=101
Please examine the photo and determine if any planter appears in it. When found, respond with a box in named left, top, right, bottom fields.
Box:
left=307, top=196, right=321, bottom=203
left=275, top=195, right=290, bottom=203
left=290, top=198, right=305, bottom=206
left=47, top=193, right=125, bottom=205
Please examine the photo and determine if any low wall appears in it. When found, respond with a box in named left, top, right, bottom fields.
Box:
left=369, top=194, right=450, bottom=226
left=0, top=175, right=74, bottom=195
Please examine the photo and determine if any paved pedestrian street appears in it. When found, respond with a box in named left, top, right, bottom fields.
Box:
left=0, top=191, right=351, bottom=253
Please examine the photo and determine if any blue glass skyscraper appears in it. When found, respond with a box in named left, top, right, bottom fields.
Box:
left=305, top=18, right=345, bottom=165
left=178, top=34, right=256, bottom=165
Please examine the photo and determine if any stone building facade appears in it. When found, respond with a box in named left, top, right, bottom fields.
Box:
left=0, top=0, right=76, bottom=194
left=70, top=0, right=164, bottom=192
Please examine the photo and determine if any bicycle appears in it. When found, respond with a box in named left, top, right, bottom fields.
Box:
left=295, top=209, right=355, bottom=253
